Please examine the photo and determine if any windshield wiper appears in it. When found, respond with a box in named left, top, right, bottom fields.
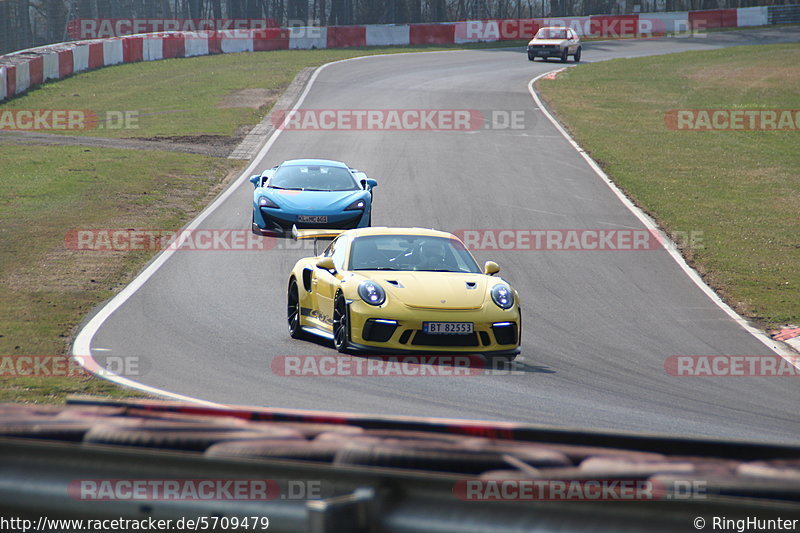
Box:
left=268, top=185, right=303, bottom=190
left=353, top=267, right=401, bottom=271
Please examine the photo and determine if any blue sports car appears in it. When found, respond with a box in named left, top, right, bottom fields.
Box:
left=250, top=159, right=378, bottom=235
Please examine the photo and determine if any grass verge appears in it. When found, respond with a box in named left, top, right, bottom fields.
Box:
left=0, top=42, right=529, bottom=140
left=537, top=43, right=799, bottom=329
left=0, top=145, right=242, bottom=402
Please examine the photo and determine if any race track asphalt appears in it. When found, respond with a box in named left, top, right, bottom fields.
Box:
left=85, top=27, right=800, bottom=443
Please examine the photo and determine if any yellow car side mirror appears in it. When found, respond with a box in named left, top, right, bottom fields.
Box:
left=316, top=257, right=336, bottom=271
left=484, top=261, right=500, bottom=275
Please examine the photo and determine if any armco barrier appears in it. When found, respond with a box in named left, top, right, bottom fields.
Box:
left=0, top=6, right=796, bottom=103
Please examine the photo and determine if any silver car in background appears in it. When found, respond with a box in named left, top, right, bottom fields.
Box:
left=527, top=27, right=582, bottom=62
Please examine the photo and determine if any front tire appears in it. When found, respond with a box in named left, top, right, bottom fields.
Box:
left=333, top=293, right=350, bottom=353
left=287, top=278, right=304, bottom=339
left=573, top=47, right=581, bottom=62
left=560, top=48, right=569, bottom=62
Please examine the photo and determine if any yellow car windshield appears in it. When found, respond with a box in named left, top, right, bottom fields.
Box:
left=349, top=235, right=481, bottom=273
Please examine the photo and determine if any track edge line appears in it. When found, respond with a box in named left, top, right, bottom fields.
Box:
left=527, top=71, right=797, bottom=363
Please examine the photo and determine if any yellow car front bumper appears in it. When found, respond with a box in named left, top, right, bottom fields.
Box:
left=345, top=299, right=521, bottom=355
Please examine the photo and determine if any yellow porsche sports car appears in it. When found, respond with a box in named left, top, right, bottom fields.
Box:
left=287, top=227, right=521, bottom=363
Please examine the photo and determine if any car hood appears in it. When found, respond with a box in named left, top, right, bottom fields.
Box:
left=362, top=271, right=490, bottom=310
left=528, top=39, right=568, bottom=46
left=257, top=188, right=367, bottom=211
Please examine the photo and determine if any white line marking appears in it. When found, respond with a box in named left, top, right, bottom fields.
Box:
left=527, top=72, right=797, bottom=364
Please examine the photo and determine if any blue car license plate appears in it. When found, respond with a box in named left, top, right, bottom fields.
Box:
left=298, top=215, right=328, bottom=223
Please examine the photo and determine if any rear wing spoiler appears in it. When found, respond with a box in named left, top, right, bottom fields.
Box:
left=291, top=225, right=346, bottom=241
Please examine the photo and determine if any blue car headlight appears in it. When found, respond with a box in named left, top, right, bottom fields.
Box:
left=358, top=280, right=385, bottom=306
left=258, top=196, right=278, bottom=208
left=345, top=198, right=367, bottom=211
left=490, top=284, right=514, bottom=309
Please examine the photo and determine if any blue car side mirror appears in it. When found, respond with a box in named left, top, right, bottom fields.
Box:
left=361, top=178, right=378, bottom=190
left=249, top=175, right=261, bottom=188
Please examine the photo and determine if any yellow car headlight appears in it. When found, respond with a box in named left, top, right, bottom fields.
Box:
left=358, top=280, right=386, bottom=306
left=490, top=284, right=514, bottom=309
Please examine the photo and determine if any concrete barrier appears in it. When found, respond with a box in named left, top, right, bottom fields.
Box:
left=289, top=27, right=327, bottom=49
left=327, top=26, right=367, bottom=48
left=14, top=61, right=30, bottom=95
left=72, top=44, right=90, bottom=73
left=639, top=12, right=691, bottom=35
left=737, top=6, right=769, bottom=27
left=42, top=51, right=60, bottom=81
left=365, top=25, right=410, bottom=46
left=0, top=66, right=7, bottom=101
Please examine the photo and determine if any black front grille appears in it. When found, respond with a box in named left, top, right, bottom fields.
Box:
left=492, top=323, right=518, bottom=345
left=398, top=329, right=413, bottom=344
left=411, top=331, right=479, bottom=347
left=479, top=331, right=491, bottom=346
left=261, top=210, right=362, bottom=232
left=362, top=319, right=397, bottom=342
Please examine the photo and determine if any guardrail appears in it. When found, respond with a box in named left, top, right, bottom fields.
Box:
left=0, top=397, right=798, bottom=533
left=0, top=5, right=796, bottom=103
left=769, top=4, right=800, bottom=23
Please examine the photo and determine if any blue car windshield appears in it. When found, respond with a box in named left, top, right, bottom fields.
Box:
left=349, top=235, right=481, bottom=273
left=269, top=165, right=359, bottom=191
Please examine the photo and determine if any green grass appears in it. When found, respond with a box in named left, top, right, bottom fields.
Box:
left=0, top=145, right=241, bottom=402
left=538, top=43, right=800, bottom=328
left=0, top=42, right=529, bottom=139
